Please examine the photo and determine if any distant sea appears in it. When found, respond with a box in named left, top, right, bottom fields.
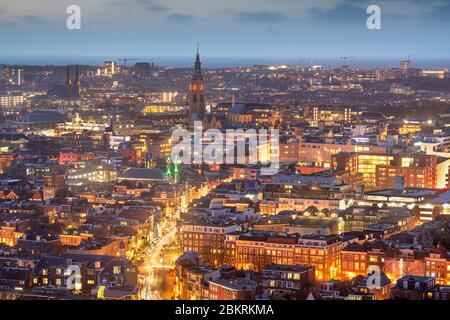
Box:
left=1, top=56, right=450, bottom=69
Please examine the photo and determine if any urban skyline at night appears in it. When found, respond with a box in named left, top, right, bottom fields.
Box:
left=0, top=0, right=449, bottom=311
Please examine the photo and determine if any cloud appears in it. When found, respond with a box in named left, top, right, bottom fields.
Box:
left=308, top=3, right=368, bottom=24
left=18, top=15, right=42, bottom=24
left=148, top=4, right=168, bottom=12
left=167, top=13, right=194, bottom=23
left=307, top=0, right=450, bottom=26
left=136, top=0, right=169, bottom=12
left=321, top=0, right=446, bottom=19
left=236, top=11, right=289, bottom=23
left=423, top=2, right=450, bottom=22
left=110, top=0, right=169, bottom=12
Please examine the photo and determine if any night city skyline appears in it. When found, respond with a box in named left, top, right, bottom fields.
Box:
left=0, top=0, right=450, bottom=312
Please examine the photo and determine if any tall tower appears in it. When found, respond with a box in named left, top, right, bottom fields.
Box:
left=66, top=65, right=72, bottom=86
left=2, top=65, right=10, bottom=83
left=75, top=65, right=81, bottom=97
left=400, top=58, right=411, bottom=77
left=189, top=45, right=206, bottom=115
left=66, top=65, right=72, bottom=98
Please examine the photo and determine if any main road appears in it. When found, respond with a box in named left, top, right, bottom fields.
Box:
left=138, top=180, right=220, bottom=300
left=139, top=220, right=177, bottom=300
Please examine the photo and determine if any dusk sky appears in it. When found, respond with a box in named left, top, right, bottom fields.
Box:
left=0, top=0, right=449, bottom=65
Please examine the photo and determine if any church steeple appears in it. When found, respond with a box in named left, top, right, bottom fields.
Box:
left=189, top=44, right=206, bottom=116
left=193, top=43, right=203, bottom=81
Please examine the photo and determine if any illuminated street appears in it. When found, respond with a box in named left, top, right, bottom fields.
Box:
left=139, top=219, right=178, bottom=300
left=0, top=1, right=449, bottom=306
left=138, top=180, right=217, bottom=300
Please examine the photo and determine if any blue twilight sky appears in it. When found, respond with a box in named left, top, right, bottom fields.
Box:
left=0, top=0, right=449, bottom=66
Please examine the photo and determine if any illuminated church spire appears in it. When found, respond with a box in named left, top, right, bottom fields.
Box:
left=193, top=43, right=203, bottom=81
left=189, top=43, right=206, bottom=115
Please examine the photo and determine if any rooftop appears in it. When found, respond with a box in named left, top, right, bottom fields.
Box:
left=209, top=277, right=258, bottom=291
left=262, top=264, right=314, bottom=272
left=118, top=168, right=165, bottom=181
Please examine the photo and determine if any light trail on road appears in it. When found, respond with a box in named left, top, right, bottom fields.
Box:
left=140, top=223, right=177, bottom=300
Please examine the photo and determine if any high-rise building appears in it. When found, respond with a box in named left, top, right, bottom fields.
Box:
left=65, top=65, right=81, bottom=99
left=2, top=66, right=24, bottom=85
left=400, top=60, right=410, bottom=71
left=17, top=69, right=24, bottom=86
left=104, top=61, right=117, bottom=76
left=135, top=62, right=151, bottom=76
left=66, top=65, right=72, bottom=88
left=401, top=59, right=411, bottom=77
left=2, top=65, right=9, bottom=82
left=75, top=65, right=81, bottom=96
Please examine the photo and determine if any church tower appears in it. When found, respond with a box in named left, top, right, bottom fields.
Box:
left=189, top=45, right=206, bottom=115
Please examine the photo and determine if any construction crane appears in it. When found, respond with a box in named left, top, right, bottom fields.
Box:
left=118, top=58, right=138, bottom=68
